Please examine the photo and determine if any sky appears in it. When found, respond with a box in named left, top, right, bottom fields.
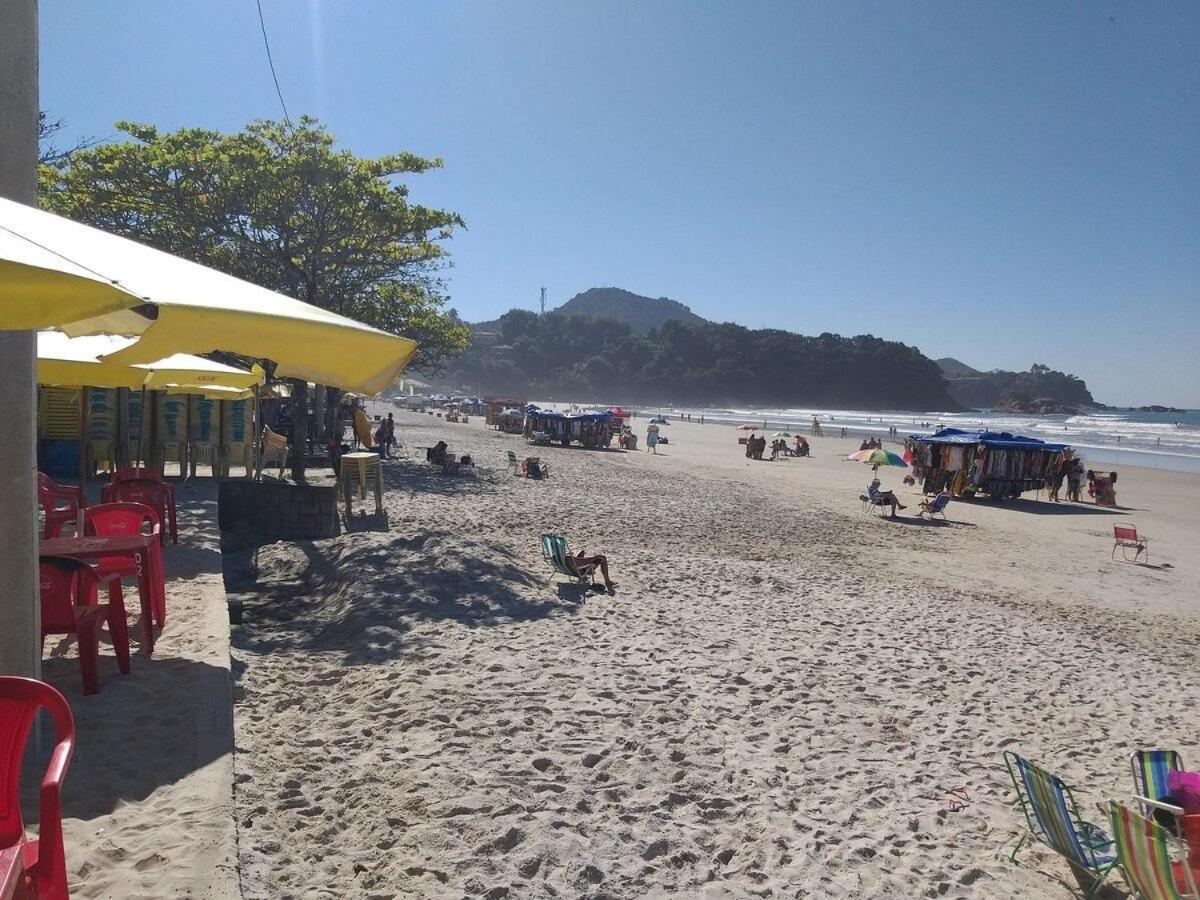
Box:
left=39, top=2, right=1199, bottom=407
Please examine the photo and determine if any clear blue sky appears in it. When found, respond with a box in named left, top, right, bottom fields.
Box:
left=40, top=1, right=1199, bottom=406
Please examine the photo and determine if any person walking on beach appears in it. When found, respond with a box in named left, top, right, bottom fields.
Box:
left=646, top=423, right=660, bottom=454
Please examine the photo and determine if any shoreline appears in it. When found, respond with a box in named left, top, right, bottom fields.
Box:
left=526, top=399, right=1200, bottom=474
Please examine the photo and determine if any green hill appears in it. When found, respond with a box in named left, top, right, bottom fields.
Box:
left=446, top=292, right=961, bottom=409
left=553, top=287, right=707, bottom=332
left=938, top=361, right=1098, bottom=409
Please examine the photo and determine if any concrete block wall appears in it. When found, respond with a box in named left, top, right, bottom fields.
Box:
left=217, top=479, right=339, bottom=540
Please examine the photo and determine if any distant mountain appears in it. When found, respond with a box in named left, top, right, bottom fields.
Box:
left=935, top=357, right=980, bottom=377
left=472, top=287, right=707, bottom=335
left=552, top=287, right=708, bottom=332
left=442, top=290, right=961, bottom=409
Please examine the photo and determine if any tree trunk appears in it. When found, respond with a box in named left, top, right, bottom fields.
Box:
left=313, top=384, right=327, bottom=444
left=290, top=378, right=309, bottom=483
left=325, top=387, right=341, bottom=443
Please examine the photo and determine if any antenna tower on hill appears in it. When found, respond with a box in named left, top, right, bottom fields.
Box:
left=539, top=286, right=547, bottom=315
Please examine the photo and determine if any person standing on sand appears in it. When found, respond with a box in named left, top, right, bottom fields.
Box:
left=646, top=423, right=660, bottom=454
left=1065, top=454, right=1083, bottom=502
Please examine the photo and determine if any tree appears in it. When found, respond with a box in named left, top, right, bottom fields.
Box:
left=37, top=111, right=97, bottom=166
left=40, top=116, right=467, bottom=480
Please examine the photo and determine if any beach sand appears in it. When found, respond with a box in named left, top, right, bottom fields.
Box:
left=227, top=409, right=1200, bottom=898
left=33, top=481, right=238, bottom=900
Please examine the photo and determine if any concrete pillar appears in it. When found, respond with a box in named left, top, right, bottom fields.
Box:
left=0, top=0, right=41, bottom=677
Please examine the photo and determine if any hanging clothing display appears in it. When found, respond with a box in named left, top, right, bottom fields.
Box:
left=907, top=428, right=1072, bottom=501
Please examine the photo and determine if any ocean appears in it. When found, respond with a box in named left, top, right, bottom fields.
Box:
left=660, top=405, right=1200, bottom=475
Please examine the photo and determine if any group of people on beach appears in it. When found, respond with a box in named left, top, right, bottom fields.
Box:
left=1044, top=453, right=1085, bottom=502
left=744, top=433, right=810, bottom=461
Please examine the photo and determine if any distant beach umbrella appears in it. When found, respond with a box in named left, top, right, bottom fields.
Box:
left=773, top=431, right=792, bottom=437
left=847, top=448, right=906, bottom=468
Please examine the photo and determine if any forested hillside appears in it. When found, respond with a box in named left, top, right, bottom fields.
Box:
left=443, top=310, right=959, bottom=409
left=938, top=362, right=1096, bottom=409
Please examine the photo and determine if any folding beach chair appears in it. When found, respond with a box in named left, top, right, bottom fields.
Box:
left=1132, top=750, right=1185, bottom=805
left=541, top=534, right=594, bottom=586
left=1114, top=525, right=1150, bottom=563
left=860, top=494, right=890, bottom=516
left=1004, top=751, right=1118, bottom=897
left=506, top=450, right=520, bottom=475
left=918, top=491, right=951, bottom=520
left=1108, top=799, right=1199, bottom=899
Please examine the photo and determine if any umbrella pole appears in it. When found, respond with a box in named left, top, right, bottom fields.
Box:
left=136, top=384, right=148, bottom=470
left=76, top=387, right=88, bottom=533
left=252, top=382, right=261, bottom=480
left=217, top=398, right=225, bottom=478
left=183, top=394, right=191, bottom=481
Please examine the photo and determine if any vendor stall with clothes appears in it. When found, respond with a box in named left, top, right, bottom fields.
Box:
left=524, top=405, right=614, bottom=449
left=908, top=428, right=1071, bottom=500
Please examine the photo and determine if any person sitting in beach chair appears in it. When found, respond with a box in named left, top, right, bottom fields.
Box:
left=541, top=534, right=616, bottom=593
left=426, top=441, right=448, bottom=466
left=865, top=479, right=906, bottom=517
left=918, top=491, right=951, bottom=520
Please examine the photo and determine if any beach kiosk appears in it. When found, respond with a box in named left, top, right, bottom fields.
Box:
left=524, top=405, right=614, bottom=449
left=908, top=428, right=1071, bottom=500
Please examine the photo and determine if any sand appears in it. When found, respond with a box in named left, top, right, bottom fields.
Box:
left=222, top=409, right=1200, bottom=899
left=33, top=480, right=238, bottom=899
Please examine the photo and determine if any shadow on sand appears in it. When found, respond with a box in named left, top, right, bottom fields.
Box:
left=379, top=459, right=500, bottom=498
left=951, top=497, right=1133, bottom=517
left=224, top=530, right=570, bottom=665
left=24, top=653, right=230, bottom=821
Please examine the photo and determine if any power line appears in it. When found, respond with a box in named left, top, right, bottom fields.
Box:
left=255, top=0, right=291, bottom=126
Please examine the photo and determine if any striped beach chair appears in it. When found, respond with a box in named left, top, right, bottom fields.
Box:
left=1108, top=800, right=1199, bottom=899
left=1004, top=751, right=1118, bottom=897
left=540, top=534, right=593, bottom=586
left=1133, top=750, right=1185, bottom=804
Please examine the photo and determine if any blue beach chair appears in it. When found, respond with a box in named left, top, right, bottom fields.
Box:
left=1131, top=749, right=1185, bottom=804
left=918, top=491, right=951, bottom=520
left=1004, top=751, right=1118, bottom=897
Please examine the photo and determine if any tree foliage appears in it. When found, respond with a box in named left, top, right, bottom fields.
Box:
left=446, top=312, right=959, bottom=409
left=37, top=111, right=98, bottom=166
left=38, top=116, right=467, bottom=371
left=944, top=364, right=1094, bottom=408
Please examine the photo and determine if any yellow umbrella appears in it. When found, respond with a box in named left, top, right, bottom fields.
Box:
left=37, top=331, right=264, bottom=392
left=36, top=331, right=266, bottom=499
left=1, top=198, right=417, bottom=394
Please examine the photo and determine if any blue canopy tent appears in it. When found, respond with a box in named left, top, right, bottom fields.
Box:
left=909, top=428, right=1072, bottom=499
left=524, top=405, right=614, bottom=448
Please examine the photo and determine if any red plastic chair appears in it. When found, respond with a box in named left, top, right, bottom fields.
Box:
left=40, top=555, right=131, bottom=696
left=101, top=478, right=176, bottom=546
left=36, top=474, right=82, bottom=539
left=0, top=676, right=74, bottom=900
left=83, top=503, right=167, bottom=630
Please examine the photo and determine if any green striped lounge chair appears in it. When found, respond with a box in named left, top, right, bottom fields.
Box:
left=1133, top=750, right=1185, bottom=805
left=1108, top=800, right=1199, bottom=899
left=540, top=534, right=593, bottom=586
left=1003, top=751, right=1118, bottom=897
